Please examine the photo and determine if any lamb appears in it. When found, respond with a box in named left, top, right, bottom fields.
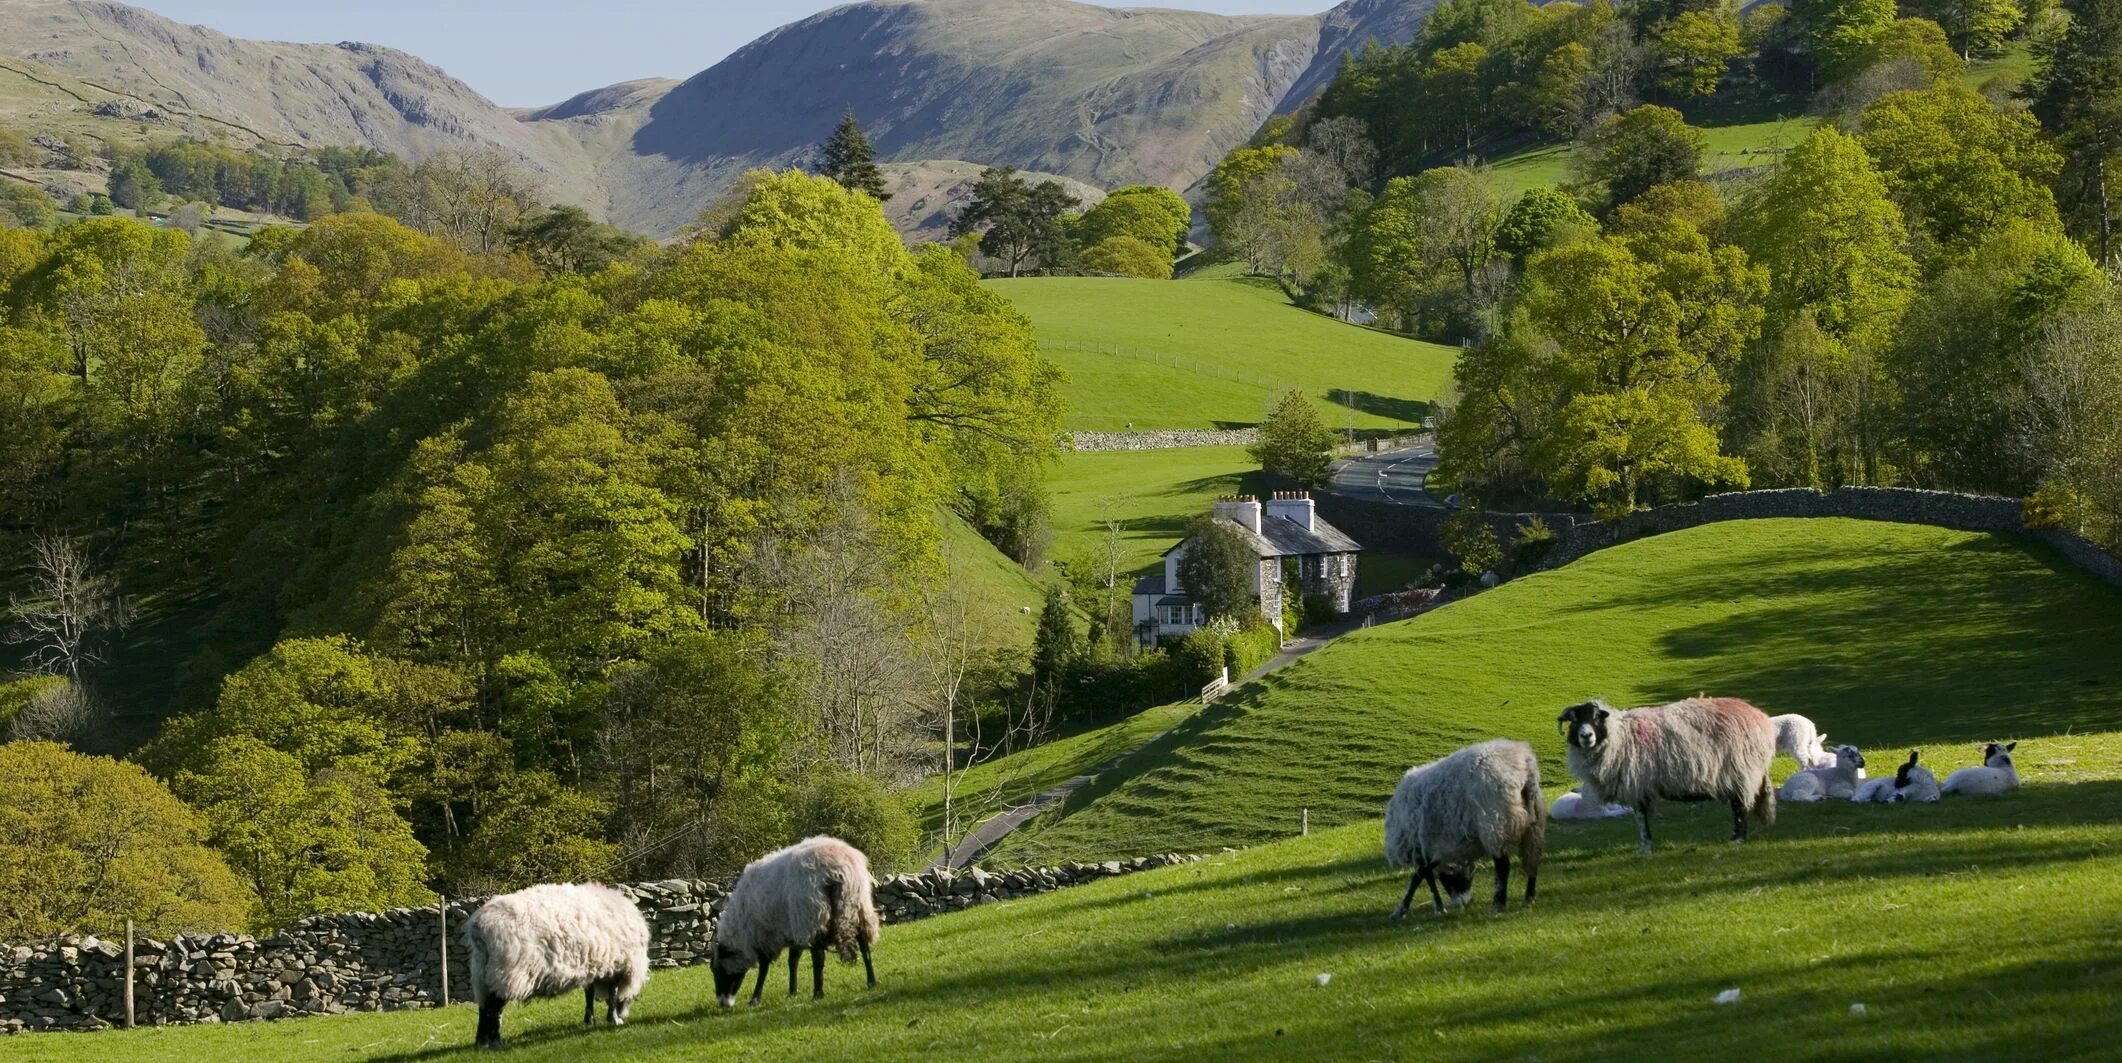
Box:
left=1941, top=742, right=2020, bottom=797
left=1888, top=750, right=1941, bottom=803
left=1385, top=739, right=1545, bottom=917
left=1557, top=696, right=1777, bottom=853
left=1770, top=713, right=1835, bottom=769
left=1779, top=744, right=1866, bottom=802
left=462, top=882, right=651, bottom=1050
left=1549, top=785, right=1633, bottom=820
left=712, top=836, right=880, bottom=1008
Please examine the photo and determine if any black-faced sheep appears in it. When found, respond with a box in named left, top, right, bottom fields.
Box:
left=712, top=835, right=880, bottom=1007
left=1942, top=742, right=2020, bottom=797
left=1889, top=749, right=1942, bottom=802
left=1385, top=739, right=1545, bottom=917
left=462, top=882, right=650, bottom=1050
left=1556, top=696, right=1777, bottom=852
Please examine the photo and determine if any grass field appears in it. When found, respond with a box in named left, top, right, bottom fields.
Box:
left=990, top=274, right=1456, bottom=432
left=938, top=508, right=1046, bottom=650
left=988, top=518, right=2122, bottom=864
left=1487, top=115, right=1819, bottom=200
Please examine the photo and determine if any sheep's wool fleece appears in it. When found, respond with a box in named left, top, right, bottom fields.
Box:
left=1386, top=739, right=1543, bottom=867
left=464, top=883, right=650, bottom=1003
left=1569, top=697, right=1775, bottom=812
left=719, top=835, right=880, bottom=962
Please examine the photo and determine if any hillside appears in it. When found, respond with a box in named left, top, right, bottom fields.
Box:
left=985, top=518, right=2122, bottom=863
left=991, top=271, right=1455, bottom=432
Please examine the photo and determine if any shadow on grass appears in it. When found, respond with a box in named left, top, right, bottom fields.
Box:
left=1325, top=390, right=1431, bottom=425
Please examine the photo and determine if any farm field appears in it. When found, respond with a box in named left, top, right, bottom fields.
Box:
left=1045, top=445, right=1261, bottom=577
left=1486, top=114, right=1818, bottom=199
left=988, top=517, right=2122, bottom=864
left=989, top=273, right=1455, bottom=432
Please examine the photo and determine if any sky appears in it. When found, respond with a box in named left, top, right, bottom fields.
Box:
left=143, top=1, right=1326, bottom=107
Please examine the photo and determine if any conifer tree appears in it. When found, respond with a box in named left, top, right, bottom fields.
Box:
left=820, top=111, right=891, bottom=202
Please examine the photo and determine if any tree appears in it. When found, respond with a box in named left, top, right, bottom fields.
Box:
left=949, top=167, right=1079, bottom=277
left=508, top=205, right=646, bottom=274
left=1495, top=187, right=1598, bottom=262
left=1083, top=234, right=1174, bottom=278
left=792, top=768, right=918, bottom=873
left=2032, top=0, right=2122, bottom=264
left=1250, top=388, right=1338, bottom=486
left=107, top=158, right=162, bottom=211
left=1794, top=0, right=1901, bottom=79
left=1533, top=41, right=1596, bottom=137
left=0, top=741, right=250, bottom=940
left=1574, top=105, right=1706, bottom=210
left=1353, top=167, right=1503, bottom=331
left=2020, top=290, right=2122, bottom=546
left=1205, top=145, right=1301, bottom=247
left=1549, top=385, right=1750, bottom=516
left=1860, top=84, right=2061, bottom=253
left=1031, top=585, right=1083, bottom=680
left=1076, top=185, right=1191, bottom=255
left=1176, top=514, right=1256, bottom=622
left=1855, top=17, right=1967, bottom=84
left=7, top=534, right=130, bottom=681
left=0, top=183, right=56, bottom=229
left=1655, top=9, right=1745, bottom=97
left=1916, top=0, right=2024, bottom=57
left=818, top=111, right=891, bottom=201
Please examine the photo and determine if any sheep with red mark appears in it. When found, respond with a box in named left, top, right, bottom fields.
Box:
left=1557, top=696, right=1777, bottom=853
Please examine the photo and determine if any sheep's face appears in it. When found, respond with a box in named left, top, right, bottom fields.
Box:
left=1436, top=863, right=1474, bottom=908
left=1835, top=745, right=1865, bottom=770
left=1983, top=741, right=2017, bottom=769
left=1557, top=701, right=1611, bottom=751
left=711, top=942, right=748, bottom=1007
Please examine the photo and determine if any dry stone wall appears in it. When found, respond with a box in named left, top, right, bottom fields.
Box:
left=1, top=854, right=1200, bottom=1034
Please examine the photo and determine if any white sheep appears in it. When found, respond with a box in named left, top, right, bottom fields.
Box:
left=462, top=882, right=651, bottom=1050
left=1941, top=742, right=2020, bottom=797
left=1888, top=750, right=1942, bottom=803
left=1385, top=739, right=1545, bottom=917
left=1779, top=744, right=1866, bottom=802
left=712, top=836, right=880, bottom=1007
left=1557, top=696, right=1777, bottom=853
left=1770, top=713, right=1835, bottom=769
left=1549, top=785, right=1633, bottom=820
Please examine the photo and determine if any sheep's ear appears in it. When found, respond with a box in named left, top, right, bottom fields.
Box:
left=1906, top=750, right=1920, bottom=765
left=1556, top=714, right=1571, bottom=738
left=1594, top=704, right=1613, bottom=722
left=2006, top=741, right=2017, bottom=752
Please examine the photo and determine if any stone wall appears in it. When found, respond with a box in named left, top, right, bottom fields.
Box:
left=0, top=854, right=1200, bottom=1035
left=1072, top=429, right=1257, bottom=452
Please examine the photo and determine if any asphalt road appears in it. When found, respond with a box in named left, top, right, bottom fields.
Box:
left=1328, top=439, right=1444, bottom=508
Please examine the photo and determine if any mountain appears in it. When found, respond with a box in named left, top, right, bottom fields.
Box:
left=0, top=0, right=1438, bottom=238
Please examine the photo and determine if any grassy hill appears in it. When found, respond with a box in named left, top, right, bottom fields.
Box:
left=986, top=518, right=2122, bottom=864
left=992, top=272, right=1456, bottom=432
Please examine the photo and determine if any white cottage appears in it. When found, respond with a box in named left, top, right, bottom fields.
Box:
left=1130, top=492, right=1362, bottom=647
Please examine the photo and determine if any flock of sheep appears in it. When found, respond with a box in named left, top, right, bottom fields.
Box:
left=450, top=694, right=2025, bottom=1048
left=460, top=835, right=881, bottom=1049
left=1385, top=695, right=2024, bottom=917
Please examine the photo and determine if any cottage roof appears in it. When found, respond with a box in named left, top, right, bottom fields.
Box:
left=1159, top=513, right=1362, bottom=560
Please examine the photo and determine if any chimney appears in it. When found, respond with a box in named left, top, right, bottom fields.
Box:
left=1211, top=494, right=1262, bottom=534
left=1266, top=490, right=1314, bottom=532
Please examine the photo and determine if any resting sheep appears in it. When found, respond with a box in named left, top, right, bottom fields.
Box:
left=1941, top=742, right=2020, bottom=797
left=1779, top=745, right=1865, bottom=802
left=712, top=836, right=880, bottom=1007
left=463, top=882, right=650, bottom=1050
left=1385, top=739, right=1545, bottom=917
left=1868, top=750, right=1940, bottom=803
left=1549, top=786, right=1633, bottom=820
left=1770, top=713, right=1835, bottom=769
left=1557, top=697, right=1777, bottom=852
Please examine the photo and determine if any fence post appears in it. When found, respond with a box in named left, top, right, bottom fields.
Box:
left=1301, top=808, right=1309, bottom=836
left=123, top=918, right=134, bottom=1029
left=438, top=896, right=449, bottom=1007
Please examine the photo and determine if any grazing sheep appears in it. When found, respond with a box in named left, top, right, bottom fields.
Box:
left=1771, top=714, right=1834, bottom=769
left=1883, top=750, right=1942, bottom=803
left=1385, top=739, right=1546, bottom=917
left=712, top=836, right=880, bottom=1008
left=1779, top=745, right=1866, bottom=802
left=1942, top=742, right=2020, bottom=797
left=463, top=883, right=650, bottom=1050
left=1557, top=696, right=1777, bottom=853
left=1550, top=785, right=1634, bottom=820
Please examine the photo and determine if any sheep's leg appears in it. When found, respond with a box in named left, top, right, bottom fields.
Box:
left=788, top=945, right=801, bottom=996
left=1635, top=802, right=1655, bottom=854
left=859, top=938, right=876, bottom=988
left=1491, top=855, right=1511, bottom=913
left=475, top=996, right=505, bottom=1049
left=1422, top=862, right=1446, bottom=915
left=1728, top=797, right=1749, bottom=843
left=750, top=953, right=772, bottom=1005
left=812, top=945, right=826, bottom=999
left=1390, top=867, right=1422, bottom=920
left=1523, top=850, right=1539, bottom=907
left=582, top=983, right=596, bottom=1026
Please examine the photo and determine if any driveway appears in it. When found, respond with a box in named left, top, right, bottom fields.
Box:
left=1329, top=440, right=1443, bottom=508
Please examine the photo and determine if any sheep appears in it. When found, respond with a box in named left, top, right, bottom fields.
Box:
left=462, top=882, right=650, bottom=1050
left=1556, top=696, right=1777, bottom=853
left=1888, top=750, right=1941, bottom=803
left=1771, top=713, right=1835, bottom=769
left=1385, top=739, right=1545, bottom=917
left=711, top=836, right=880, bottom=1008
left=1942, top=742, right=2020, bottom=797
left=1779, top=744, right=1866, bottom=802
left=1549, top=785, right=1633, bottom=820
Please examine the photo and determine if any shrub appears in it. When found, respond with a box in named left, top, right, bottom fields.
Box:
left=1083, top=234, right=1174, bottom=279
left=1225, top=620, right=1281, bottom=676
left=2024, top=481, right=2074, bottom=530
left=1250, top=389, right=1337, bottom=486
left=1057, top=650, right=1188, bottom=723
left=1511, top=516, right=1558, bottom=569
left=1442, top=504, right=1503, bottom=575
left=793, top=769, right=919, bottom=874
left=1302, top=592, right=1338, bottom=626
left=1175, top=614, right=1241, bottom=683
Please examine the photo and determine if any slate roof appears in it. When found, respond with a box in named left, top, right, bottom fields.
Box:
left=1159, top=514, right=1362, bottom=560
left=1132, top=575, right=1163, bottom=597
